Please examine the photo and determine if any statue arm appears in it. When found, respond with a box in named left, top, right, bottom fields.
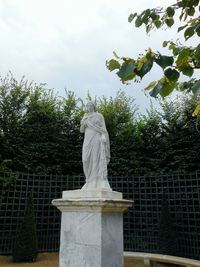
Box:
left=80, top=124, right=85, bottom=133
left=80, top=117, right=87, bottom=133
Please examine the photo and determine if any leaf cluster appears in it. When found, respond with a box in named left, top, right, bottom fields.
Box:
left=106, top=0, right=200, bottom=115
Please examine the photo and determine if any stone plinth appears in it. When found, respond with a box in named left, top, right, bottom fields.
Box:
left=52, top=189, right=133, bottom=267
left=62, top=189, right=122, bottom=200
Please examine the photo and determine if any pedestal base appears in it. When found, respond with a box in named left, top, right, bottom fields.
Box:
left=52, top=189, right=133, bottom=267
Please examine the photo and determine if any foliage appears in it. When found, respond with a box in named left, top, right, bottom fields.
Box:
left=159, top=95, right=200, bottom=173
left=0, top=73, right=30, bottom=169
left=0, top=74, right=83, bottom=175
left=97, top=91, right=138, bottom=175
left=106, top=0, right=200, bottom=115
left=0, top=73, right=199, bottom=180
left=157, top=193, right=179, bottom=256
left=134, top=107, right=164, bottom=175
left=0, top=159, right=18, bottom=207
left=12, top=192, right=38, bottom=262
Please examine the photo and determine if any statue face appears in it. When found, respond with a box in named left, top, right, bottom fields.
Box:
left=86, top=102, right=95, bottom=112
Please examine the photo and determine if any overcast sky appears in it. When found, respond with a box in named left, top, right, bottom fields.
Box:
left=0, top=0, right=183, bottom=113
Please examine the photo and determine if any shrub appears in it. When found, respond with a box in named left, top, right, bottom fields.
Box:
left=157, top=192, right=179, bottom=256
left=12, top=192, right=38, bottom=262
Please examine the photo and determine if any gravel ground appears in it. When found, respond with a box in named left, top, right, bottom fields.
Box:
left=0, top=253, right=59, bottom=267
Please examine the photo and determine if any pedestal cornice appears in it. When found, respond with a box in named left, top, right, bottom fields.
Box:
left=52, top=198, right=133, bottom=213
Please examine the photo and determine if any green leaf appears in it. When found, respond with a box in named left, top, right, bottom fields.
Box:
left=123, top=72, right=136, bottom=82
left=178, top=24, right=187, bottom=32
left=184, top=27, right=195, bottom=40
left=178, top=81, right=189, bottom=91
left=190, top=0, right=199, bottom=6
left=150, top=77, right=177, bottom=98
left=159, top=81, right=176, bottom=97
left=144, top=81, right=157, bottom=90
left=106, top=59, right=120, bottom=71
left=194, top=44, right=200, bottom=61
left=136, top=58, right=153, bottom=78
left=162, top=41, right=168, bottom=47
left=165, top=18, right=174, bottom=27
left=179, top=11, right=185, bottom=21
left=142, top=10, right=151, bottom=25
left=166, top=7, right=175, bottom=17
left=128, top=13, right=137, bottom=23
left=187, top=7, right=195, bottom=16
left=196, top=27, right=200, bottom=37
left=192, top=104, right=200, bottom=117
left=183, top=11, right=188, bottom=21
left=150, top=12, right=157, bottom=20
left=146, top=24, right=153, bottom=33
left=191, top=80, right=200, bottom=94
left=142, top=16, right=149, bottom=25
left=154, top=55, right=174, bottom=69
left=172, top=48, right=180, bottom=56
left=180, top=66, right=194, bottom=77
left=159, top=83, right=175, bottom=98
left=113, top=51, right=120, bottom=59
left=149, top=81, right=163, bottom=97
left=117, top=62, right=137, bottom=81
left=154, top=20, right=161, bottom=29
left=164, top=68, right=180, bottom=82
left=135, top=16, right=143, bottom=27
left=144, top=9, right=151, bottom=17
left=176, top=48, right=191, bottom=64
left=168, top=43, right=180, bottom=56
left=192, top=0, right=200, bottom=7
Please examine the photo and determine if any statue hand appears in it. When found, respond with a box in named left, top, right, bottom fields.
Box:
left=81, top=116, right=87, bottom=124
left=81, top=119, right=87, bottom=127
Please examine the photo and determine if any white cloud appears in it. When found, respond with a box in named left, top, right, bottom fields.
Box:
left=0, top=0, right=185, bottom=113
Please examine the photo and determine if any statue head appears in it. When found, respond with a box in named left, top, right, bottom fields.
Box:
left=86, top=102, right=95, bottom=113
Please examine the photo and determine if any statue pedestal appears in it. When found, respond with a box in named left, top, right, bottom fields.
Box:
left=52, top=189, right=133, bottom=267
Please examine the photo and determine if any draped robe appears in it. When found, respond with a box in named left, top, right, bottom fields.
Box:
left=80, top=112, right=111, bottom=189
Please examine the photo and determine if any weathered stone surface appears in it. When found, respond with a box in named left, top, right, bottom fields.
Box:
left=52, top=190, right=133, bottom=267
left=59, top=211, right=124, bottom=267
left=52, top=198, right=132, bottom=213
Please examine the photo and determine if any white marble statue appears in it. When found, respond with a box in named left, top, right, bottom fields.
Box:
left=80, top=102, right=111, bottom=190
